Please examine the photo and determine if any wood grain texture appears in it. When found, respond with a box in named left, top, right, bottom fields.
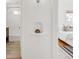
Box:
left=6, top=57, right=21, bottom=59
left=6, top=41, right=21, bottom=59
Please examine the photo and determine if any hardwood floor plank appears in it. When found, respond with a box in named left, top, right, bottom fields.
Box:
left=6, top=57, right=21, bottom=59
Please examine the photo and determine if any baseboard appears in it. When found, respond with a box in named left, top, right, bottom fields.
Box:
left=9, top=34, right=21, bottom=37
left=9, top=35, right=21, bottom=41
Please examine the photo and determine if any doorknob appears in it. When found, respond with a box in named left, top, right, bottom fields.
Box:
left=33, top=22, right=43, bottom=34
left=35, top=29, right=41, bottom=33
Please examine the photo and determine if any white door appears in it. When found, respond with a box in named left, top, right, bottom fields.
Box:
left=21, top=0, right=52, bottom=59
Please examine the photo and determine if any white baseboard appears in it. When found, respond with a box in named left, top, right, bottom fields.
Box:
left=9, top=35, right=21, bottom=41
left=9, top=34, right=21, bottom=37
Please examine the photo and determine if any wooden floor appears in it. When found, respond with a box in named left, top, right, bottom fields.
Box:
left=6, top=41, right=21, bottom=59
left=7, top=57, right=21, bottom=59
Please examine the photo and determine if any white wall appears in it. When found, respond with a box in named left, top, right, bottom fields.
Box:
left=6, top=0, right=21, bottom=37
left=6, top=8, right=21, bottom=36
left=58, top=0, right=73, bottom=31
left=50, top=0, right=58, bottom=59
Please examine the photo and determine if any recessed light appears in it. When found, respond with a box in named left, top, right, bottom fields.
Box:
left=13, top=10, right=21, bottom=15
